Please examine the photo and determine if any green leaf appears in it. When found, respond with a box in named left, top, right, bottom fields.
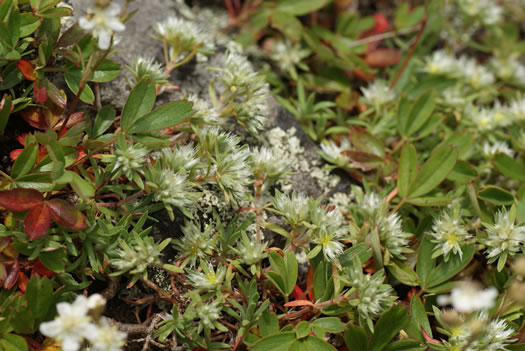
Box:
left=369, top=305, right=409, bottom=351
left=416, top=235, right=434, bottom=290
left=8, top=8, right=20, bottom=48
left=276, top=0, right=331, bottom=15
left=284, top=251, right=298, bottom=296
left=384, top=340, right=425, bottom=351
left=478, top=186, right=515, bottom=206
left=344, top=325, right=368, bottom=351
left=91, top=59, right=121, bottom=82
left=493, top=154, right=525, bottom=181
left=312, top=317, right=346, bottom=333
left=65, top=70, right=94, bottom=104
left=427, top=244, right=475, bottom=288
left=405, top=196, right=451, bottom=206
left=387, top=260, right=418, bottom=286
left=11, top=142, right=39, bottom=179
left=447, top=160, right=478, bottom=184
left=340, top=243, right=373, bottom=268
left=25, top=276, right=53, bottom=321
left=251, top=332, right=296, bottom=351
left=260, top=310, right=280, bottom=337
left=46, top=138, right=65, bottom=180
left=304, top=335, right=337, bottom=351
left=55, top=170, right=95, bottom=200
left=39, top=249, right=66, bottom=272
left=296, top=321, right=311, bottom=339
left=438, top=132, right=474, bottom=160
left=127, top=100, right=194, bottom=134
left=92, top=105, right=116, bottom=137
left=408, top=146, right=457, bottom=198
left=409, top=296, right=431, bottom=341
left=349, top=127, right=385, bottom=157
left=0, top=333, right=27, bottom=351
left=406, top=90, right=436, bottom=137
left=120, top=79, right=156, bottom=132
left=269, top=11, right=303, bottom=42
left=0, top=95, right=12, bottom=135
left=398, top=144, right=418, bottom=198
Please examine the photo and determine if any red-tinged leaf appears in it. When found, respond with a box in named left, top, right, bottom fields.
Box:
left=17, top=60, right=37, bottom=81
left=365, top=49, right=401, bottom=67
left=284, top=300, right=314, bottom=307
left=3, top=262, right=20, bottom=289
left=45, top=80, right=67, bottom=110
left=16, top=133, right=30, bottom=146
left=17, top=271, right=28, bottom=293
left=32, top=258, right=55, bottom=278
left=9, top=149, right=23, bottom=162
left=351, top=69, right=375, bottom=82
left=422, top=327, right=442, bottom=344
left=20, top=107, right=51, bottom=130
left=306, top=265, right=314, bottom=301
left=374, top=13, right=389, bottom=32
left=0, top=188, right=44, bottom=211
left=343, top=150, right=384, bottom=171
left=34, top=80, right=48, bottom=103
left=53, top=111, right=85, bottom=130
left=24, top=203, right=51, bottom=240
left=291, top=284, right=304, bottom=300
left=47, top=198, right=87, bottom=230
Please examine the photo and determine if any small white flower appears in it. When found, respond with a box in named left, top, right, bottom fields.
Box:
left=482, top=141, right=515, bottom=158
left=313, top=230, right=344, bottom=261
left=377, top=213, right=412, bottom=260
left=320, top=137, right=352, bottom=167
left=437, top=282, right=498, bottom=313
left=129, top=57, right=168, bottom=85
left=422, top=50, right=457, bottom=75
left=483, top=209, right=525, bottom=261
left=40, top=295, right=99, bottom=351
left=509, top=95, right=525, bottom=121
left=442, top=87, right=468, bottom=108
left=188, top=264, right=226, bottom=290
left=360, top=80, right=395, bottom=107
left=197, top=301, right=222, bottom=329
left=88, top=318, right=126, bottom=351
left=430, top=211, right=472, bottom=260
left=187, top=94, right=220, bottom=125
left=270, top=40, right=310, bottom=72
left=79, top=3, right=125, bottom=50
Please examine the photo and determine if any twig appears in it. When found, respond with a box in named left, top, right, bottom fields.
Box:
left=390, top=19, right=427, bottom=89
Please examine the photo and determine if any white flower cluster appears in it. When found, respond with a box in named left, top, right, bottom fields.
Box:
left=457, top=0, right=504, bottom=25
left=360, top=80, right=396, bottom=107
left=188, top=263, right=227, bottom=290
left=482, top=209, right=525, bottom=266
left=430, top=210, right=472, bottom=261
left=437, top=281, right=498, bottom=313
left=128, top=57, right=168, bottom=85
left=346, top=263, right=397, bottom=331
left=79, top=2, right=125, bottom=50
left=112, top=233, right=164, bottom=275
left=173, top=221, right=215, bottom=267
left=187, top=94, right=220, bottom=126
left=251, top=147, right=290, bottom=191
left=270, top=40, right=310, bottom=73
left=356, top=192, right=412, bottom=260
left=482, top=141, right=515, bottom=159
left=423, top=51, right=495, bottom=89
left=217, top=52, right=271, bottom=133
left=319, top=137, right=352, bottom=169
left=154, top=16, right=206, bottom=54
left=465, top=97, right=525, bottom=131
left=40, top=294, right=126, bottom=351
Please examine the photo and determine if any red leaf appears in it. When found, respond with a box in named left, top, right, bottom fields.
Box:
left=9, top=149, right=23, bottom=162
left=365, top=49, right=401, bottom=67
left=0, top=188, right=44, bottom=211
left=16, top=60, right=37, bottom=81
left=24, top=203, right=51, bottom=240
left=291, top=284, right=304, bottom=300
left=16, top=133, right=30, bottom=146
left=374, top=14, right=389, bottom=33
left=20, top=107, right=51, bottom=130
left=32, top=258, right=55, bottom=278
left=47, top=198, right=87, bottom=230
left=18, top=271, right=28, bottom=293
left=3, top=262, right=20, bottom=289
left=34, top=80, right=48, bottom=103
left=284, top=300, right=314, bottom=307
left=306, top=265, right=314, bottom=301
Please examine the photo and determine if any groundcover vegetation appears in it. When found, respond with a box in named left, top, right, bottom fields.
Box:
left=1, top=0, right=525, bottom=350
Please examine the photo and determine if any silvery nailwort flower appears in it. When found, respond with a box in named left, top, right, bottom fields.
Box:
left=482, top=141, right=515, bottom=159
left=482, top=209, right=525, bottom=267
left=437, top=281, right=498, bottom=313
left=79, top=2, right=125, bottom=50
left=377, top=213, right=412, bottom=260
left=360, top=79, right=396, bottom=107
left=197, top=300, right=222, bottom=330
left=154, top=16, right=206, bottom=53
left=187, top=263, right=226, bottom=290
left=319, top=137, right=352, bottom=168
left=422, top=50, right=457, bottom=75
left=40, top=295, right=99, bottom=351
left=456, top=56, right=495, bottom=89
left=270, top=39, right=310, bottom=72
left=173, top=221, right=215, bottom=267
left=430, top=210, right=472, bottom=260
left=88, top=318, right=126, bottom=351
left=128, top=57, right=168, bottom=85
